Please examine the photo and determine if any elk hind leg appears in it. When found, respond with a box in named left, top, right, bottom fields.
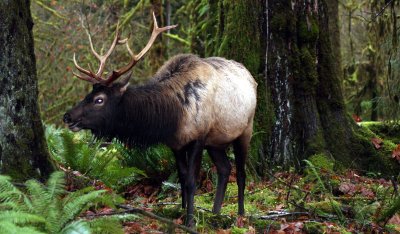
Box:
left=233, top=126, right=252, bottom=215
left=207, top=147, right=231, bottom=214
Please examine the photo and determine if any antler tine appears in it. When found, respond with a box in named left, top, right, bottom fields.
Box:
left=134, top=12, right=177, bottom=61
left=103, top=12, right=178, bottom=86
left=72, top=72, right=98, bottom=83
left=85, top=26, right=101, bottom=61
left=95, top=24, right=123, bottom=79
left=73, top=53, right=97, bottom=80
left=73, top=23, right=125, bottom=84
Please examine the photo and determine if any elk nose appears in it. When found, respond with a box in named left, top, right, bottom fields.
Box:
left=63, top=113, right=72, bottom=124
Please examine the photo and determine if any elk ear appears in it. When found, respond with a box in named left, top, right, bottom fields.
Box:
left=119, top=70, right=132, bottom=94
left=120, top=82, right=130, bottom=94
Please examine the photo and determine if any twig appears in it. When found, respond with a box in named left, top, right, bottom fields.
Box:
left=152, top=202, right=231, bottom=219
left=391, top=176, right=398, bottom=196
left=257, top=211, right=310, bottom=220
left=34, top=0, right=67, bottom=20
left=266, top=171, right=309, bottom=193
left=372, top=0, right=394, bottom=21
left=116, top=204, right=199, bottom=234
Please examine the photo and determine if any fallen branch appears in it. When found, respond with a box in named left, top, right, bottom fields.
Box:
left=116, top=204, right=198, bottom=234
left=257, top=211, right=310, bottom=220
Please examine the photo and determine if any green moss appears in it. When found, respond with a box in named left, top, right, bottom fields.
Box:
left=154, top=206, right=183, bottom=220
left=306, top=199, right=343, bottom=215
left=361, top=122, right=400, bottom=143
left=307, top=153, right=335, bottom=172
left=299, top=47, right=318, bottom=92
left=202, top=213, right=234, bottom=229
left=251, top=219, right=280, bottom=233
left=303, top=221, right=326, bottom=234
left=298, top=17, right=319, bottom=44
left=304, top=133, right=326, bottom=157
left=270, top=13, right=288, bottom=34
left=349, top=124, right=399, bottom=175
left=217, top=0, right=261, bottom=76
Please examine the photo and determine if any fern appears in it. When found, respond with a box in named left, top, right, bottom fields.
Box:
left=0, top=171, right=125, bottom=233
left=378, top=194, right=400, bottom=223
left=88, top=217, right=125, bottom=234
left=60, top=190, right=105, bottom=228
left=304, top=160, right=345, bottom=222
left=45, top=126, right=145, bottom=190
left=60, top=220, right=91, bottom=234
left=0, top=221, right=45, bottom=234
left=0, top=211, right=46, bottom=224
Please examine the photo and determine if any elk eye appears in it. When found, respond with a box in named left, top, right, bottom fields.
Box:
left=94, top=98, right=104, bottom=104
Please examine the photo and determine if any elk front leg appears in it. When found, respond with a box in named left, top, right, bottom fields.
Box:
left=185, top=140, right=204, bottom=227
left=173, top=149, right=188, bottom=209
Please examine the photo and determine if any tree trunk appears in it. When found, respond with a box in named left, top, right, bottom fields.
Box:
left=267, top=1, right=326, bottom=167
left=0, top=0, right=54, bottom=181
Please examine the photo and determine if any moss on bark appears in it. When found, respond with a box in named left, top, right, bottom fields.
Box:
left=0, top=0, right=54, bottom=181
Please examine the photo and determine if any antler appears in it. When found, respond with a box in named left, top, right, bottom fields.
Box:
left=73, top=12, right=177, bottom=86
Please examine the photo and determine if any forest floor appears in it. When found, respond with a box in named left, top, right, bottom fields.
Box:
left=46, top=124, right=400, bottom=233
left=78, top=167, right=400, bottom=233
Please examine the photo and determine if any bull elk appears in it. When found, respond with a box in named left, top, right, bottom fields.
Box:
left=63, top=13, right=257, bottom=227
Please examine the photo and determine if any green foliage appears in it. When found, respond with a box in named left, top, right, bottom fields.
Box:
left=377, top=195, right=400, bottom=223
left=45, top=125, right=145, bottom=190
left=118, top=143, right=175, bottom=181
left=0, top=171, right=122, bottom=234
left=307, top=154, right=335, bottom=173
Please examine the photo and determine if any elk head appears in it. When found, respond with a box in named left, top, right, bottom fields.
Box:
left=63, top=13, right=177, bottom=133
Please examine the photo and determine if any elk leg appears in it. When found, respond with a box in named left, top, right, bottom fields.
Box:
left=207, top=147, right=231, bottom=214
left=233, top=126, right=252, bottom=215
left=173, top=149, right=188, bottom=209
left=185, top=140, right=204, bottom=227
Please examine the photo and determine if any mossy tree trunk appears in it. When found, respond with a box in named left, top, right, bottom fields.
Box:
left=0, top=0, right=54, bottom=181
left=266, top=0, right=398, bottom=174
left=266, top=0, right=355, bottom=167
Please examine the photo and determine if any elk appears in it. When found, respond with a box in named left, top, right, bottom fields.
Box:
left=63, top=13, right=257, bottom=226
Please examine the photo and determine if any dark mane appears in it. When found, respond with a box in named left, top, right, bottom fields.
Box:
left=107, top=83, right=182, bottom=148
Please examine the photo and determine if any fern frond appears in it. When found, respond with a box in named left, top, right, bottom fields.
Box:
left=0, top=176, right=23, bottom=200
left=0, top=210, right=45, bottom=224
left=60, top=220, right=91, bottom=234
left=43, top=199, right=63, bottom=233
left=60, top=131, right=79, bottom=169
left=60, top=190, right=106, bottom=228
left=46, top=171, right=67, bottom=199
left=88, top=217, right=124, bottom=234
left=25, top=180, right=50, bottom=214
left=0, top=221, right=45, bottom=234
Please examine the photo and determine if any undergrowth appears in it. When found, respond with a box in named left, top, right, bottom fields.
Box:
left=40, top=125, right=399, bottom=233
left=0, top=171, right=132, bottom=234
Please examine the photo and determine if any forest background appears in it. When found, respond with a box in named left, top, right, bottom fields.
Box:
left=0, top=0, right=399, bottom=233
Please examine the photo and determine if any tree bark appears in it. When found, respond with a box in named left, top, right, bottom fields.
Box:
left=267, top=1, right=326, bottom=167
left=0, top=0, right=54, bottom=181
